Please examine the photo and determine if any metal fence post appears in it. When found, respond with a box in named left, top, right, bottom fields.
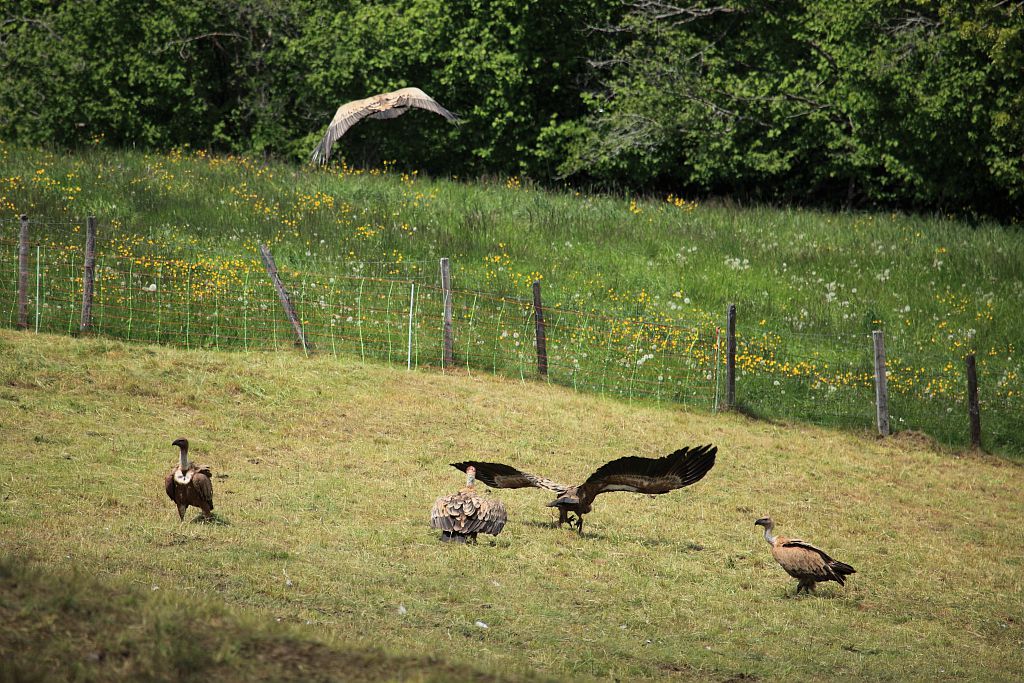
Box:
left=873, top=330, right=890, bottom=436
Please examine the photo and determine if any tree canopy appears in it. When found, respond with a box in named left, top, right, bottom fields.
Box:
left=1, top=0, right=1020, bottom=219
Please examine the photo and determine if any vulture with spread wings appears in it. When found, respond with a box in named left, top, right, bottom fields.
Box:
left=452, top=444, right=716, bottom=533
left=310, top=87, right=460, bottom=164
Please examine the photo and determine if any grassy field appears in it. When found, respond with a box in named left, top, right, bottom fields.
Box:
left=1, top=330, right=1022, bottom=681
left=0, top=142, right=1021, bottom=458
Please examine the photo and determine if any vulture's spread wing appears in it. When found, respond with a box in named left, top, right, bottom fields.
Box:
left=311, top=87, right=458, bottom=164
left=579, top=444, right=716, bottom=499
left=386, top=87, right=459, bottom=121
left=310, top=96, right=378, bottom=164
left=451, top=462, right=568, bottom=495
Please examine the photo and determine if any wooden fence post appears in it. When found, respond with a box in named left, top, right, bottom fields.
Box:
left=17, top=214, right=28, bottom=330
left=80, top=216, right=96, bottom=334
left=532, top=280, right=548, bottom=377
left=258, top=243, right=311, bottom=353
left=440, top=257, right=453, bottom=367
left=966, top=354, right=982, bottom=449
left=726, top=304, right=736, bottom=409
left=873, top=330, right=890, bottom=436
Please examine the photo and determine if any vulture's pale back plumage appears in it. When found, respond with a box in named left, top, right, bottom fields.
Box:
left=430, top=466, right=507, bottom=543
left=311, top=87, right=459, bottom=164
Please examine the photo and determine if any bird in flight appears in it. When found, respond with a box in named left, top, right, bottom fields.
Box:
left=310, top=87, right=459, bottom=164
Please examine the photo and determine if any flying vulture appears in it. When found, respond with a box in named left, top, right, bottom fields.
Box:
left=430, top=465, right=508, bottom=543
left=310, top=87, right=460, bottom=165
left=165, top=438, right=214, bottom=521
left=452, top=444, right=716, bottom=533
left=754, top=517, right=855, bottom=593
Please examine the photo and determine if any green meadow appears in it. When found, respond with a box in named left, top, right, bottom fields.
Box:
left=0, top=142, right=1021, bottom=459
left=1, top=331, right=1022, bottom=681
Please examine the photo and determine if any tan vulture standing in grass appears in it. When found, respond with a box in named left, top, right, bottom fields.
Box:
left=431, top=465, right=508, bottom=543
left=754, top=517, right=855, bottom=593
left=310, top=87, right=460, bottom=165
left=452, top=444, right=716, bottom=534
left=165, top=438, right=214, bottom=521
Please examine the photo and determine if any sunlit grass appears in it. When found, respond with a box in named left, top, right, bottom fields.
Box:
left=0, top=142, right=1021, bottom=457
left=0, top=330, right=1022, bottom=681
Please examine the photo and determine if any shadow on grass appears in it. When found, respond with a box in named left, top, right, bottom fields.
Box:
left=191, top=512, right=230, bottom=525
left=0, top=555, right=532, bottom=683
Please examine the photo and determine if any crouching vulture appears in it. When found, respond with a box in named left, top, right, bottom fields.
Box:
left=430, top=466, right=507, bottom=543
left=311, top=87, right=460, bottom=165
left=452, top=444, right=716, bottom=533
left=754, top=517, right=855, bottom=593
left=165, top=438, right=214, bottom=520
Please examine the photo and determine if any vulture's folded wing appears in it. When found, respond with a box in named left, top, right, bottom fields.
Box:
left=192, top=471, right=214, bottom=508
left=450, top=461, right=567, bottom=495
left=164, top=470, right=176, bottom=501
left=579, top=444, right=717, bottom=498
left=781, top=539, right=855, bottom=579
left=430, top=493, right=507, bottom=535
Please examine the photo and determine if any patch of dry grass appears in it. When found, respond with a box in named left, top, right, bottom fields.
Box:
left=0, top=330, right=1021, bottom=681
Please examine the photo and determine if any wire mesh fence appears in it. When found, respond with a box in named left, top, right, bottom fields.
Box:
left=1, top=216, right=1020, bottom=456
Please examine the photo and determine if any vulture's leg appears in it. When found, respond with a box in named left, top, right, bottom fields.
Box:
left=176, top=504, right=187, bottom=521
left=575, top=515, right=584, bottom=534
left=557, top=508, right=569, bottom=528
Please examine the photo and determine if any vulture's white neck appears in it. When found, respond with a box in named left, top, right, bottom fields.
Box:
left=761, top=526, right=776, bottom=545
left=465, top=472, right=476, bottom=488
left=178, top=446, right=190, bottom=472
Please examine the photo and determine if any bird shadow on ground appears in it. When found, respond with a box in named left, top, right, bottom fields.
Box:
left=781, top=588, right=844, bottom=600
left=515, top=519, right=610, bottom=540
left=192, top=513, right=230, bottom=526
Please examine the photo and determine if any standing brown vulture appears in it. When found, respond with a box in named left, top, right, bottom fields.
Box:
left=754, top=517, right=855, bottom=593
left=430, top=465, right=508, bottom=544
left=452, top=444, right=716, bottom=533
left=310, top=87, right=460, bottom=165
left=165, top=438, right=214, bottom=521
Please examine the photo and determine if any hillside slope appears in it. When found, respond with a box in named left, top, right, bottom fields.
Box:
left=0, top=330, right=1021, bottom=681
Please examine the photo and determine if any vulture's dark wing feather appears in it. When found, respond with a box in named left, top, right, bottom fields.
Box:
left=451, top=461, right=567, bottom=494
left=579, top=444, right=716, bottom=499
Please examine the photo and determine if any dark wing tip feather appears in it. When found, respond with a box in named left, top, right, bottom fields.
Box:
left=450, top=461, right=521, bottom=488
left=585, top=444, right=717, bottom=487
left=830, top=560, right=856, bottom=576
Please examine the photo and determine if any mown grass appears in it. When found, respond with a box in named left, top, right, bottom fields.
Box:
left=1, top=330, right=1022, bottom=681
left=0, top=142, right=1021, bottom=458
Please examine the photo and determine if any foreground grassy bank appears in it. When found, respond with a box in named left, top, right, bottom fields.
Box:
left=0, top=330, right=1021, bottom=681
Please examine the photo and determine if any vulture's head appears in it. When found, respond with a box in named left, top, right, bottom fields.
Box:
left=754, top=516, right=774, bottom=530
left=171, top=438, right=189, bottom=450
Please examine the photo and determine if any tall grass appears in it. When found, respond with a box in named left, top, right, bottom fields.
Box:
left=0, top=142, right=1021, bottom=457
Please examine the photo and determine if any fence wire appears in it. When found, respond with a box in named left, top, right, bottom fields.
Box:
left=1, top=219, right=1021, bottom=456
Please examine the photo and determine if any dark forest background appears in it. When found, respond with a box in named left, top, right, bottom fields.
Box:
left=1, top=0, right=1021, bottom=220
